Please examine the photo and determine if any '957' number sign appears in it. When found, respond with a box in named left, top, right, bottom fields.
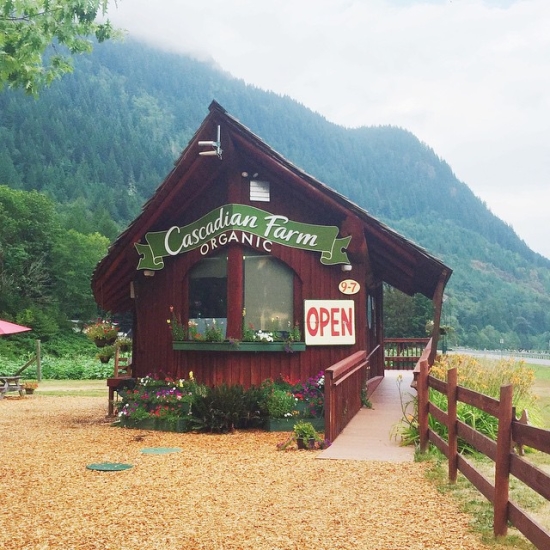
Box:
left=339, top=279, right=360, bottom=295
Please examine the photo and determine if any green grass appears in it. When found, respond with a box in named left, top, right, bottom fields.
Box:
left=424, top=455, right=536, bottom=549
left=31, top=379, right=106, bottom=397
left=530, top=364, right=550, bottom=428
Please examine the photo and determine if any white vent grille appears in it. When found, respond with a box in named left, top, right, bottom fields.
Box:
left=250, top=180, right=270, bottom=202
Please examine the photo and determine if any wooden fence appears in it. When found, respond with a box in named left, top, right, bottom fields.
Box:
left=384, top=338, right=430, bottom=370
left=324, top=350, right=369, bottom=443
left=13, top=339, right=42, bottom=380
left=417, top=360, right=550, bottom=548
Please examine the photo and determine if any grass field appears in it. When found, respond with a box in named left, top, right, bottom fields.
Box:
left=530, top=364, right=550, bottom=428
left=32, top=379, right=106, bottom=397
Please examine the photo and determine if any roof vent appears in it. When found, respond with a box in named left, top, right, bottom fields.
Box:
left=250, top=180, right=270, bottom=202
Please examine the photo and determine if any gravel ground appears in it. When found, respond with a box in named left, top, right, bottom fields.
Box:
left=1, top=394, right=497, bottom=550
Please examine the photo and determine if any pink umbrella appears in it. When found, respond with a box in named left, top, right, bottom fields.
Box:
left=0, top=319, right=31, bottom=336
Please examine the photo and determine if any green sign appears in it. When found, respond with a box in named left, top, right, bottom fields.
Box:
left=135, top=204, right=351, bottom=270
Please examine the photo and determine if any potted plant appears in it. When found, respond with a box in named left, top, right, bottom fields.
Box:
left=96, top=344, right=116, bottom=364
left=24, top=381, right=38, bottom=395
left=276, top=421, right=330, bottom=451
left=84, top=319, right=119, bottom=347
left=293, top=420, right=319, bottom=449
left=116, top=336, right=132, bottom=353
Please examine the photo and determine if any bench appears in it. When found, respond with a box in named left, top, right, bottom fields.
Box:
left=0, top=376, right=25, bottom=398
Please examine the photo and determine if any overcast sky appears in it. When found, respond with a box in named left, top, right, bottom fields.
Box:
left=108, top=0, right=550, bottom=259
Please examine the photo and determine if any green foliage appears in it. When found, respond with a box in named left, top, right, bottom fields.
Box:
left=190, top=383, right=265, bottom=433
left=431, top=355, right=538, bottom=413
left=0, top=330, right=115, bottom=378
left=384, top=285, right=434, bottom=338
left=0, top=186, right=109, bottom=330
left=276, top=420, right=331, bottom=451
left=0, top=0, right=119, bottom=94
left=266, top=388, right=297, bottom=418
left=95, top=343, right=115, bottom=361
left=293, top=420, right=318, bottom=440
left=52, top=229, right=110, bottom=319
left=0, top=353, right=112, bottom=379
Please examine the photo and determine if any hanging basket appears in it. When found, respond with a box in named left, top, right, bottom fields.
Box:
left=95, top=337, right=117, bottom=348
left=99, top=356, right=111, bottom=364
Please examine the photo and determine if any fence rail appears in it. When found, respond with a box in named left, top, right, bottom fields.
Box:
left=417, top=361, right=550, bottom=549
left=11, top=340, right=42, bottom=381
left=384, top=338, right=430, bottom=370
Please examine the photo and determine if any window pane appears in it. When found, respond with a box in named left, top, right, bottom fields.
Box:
left=189, top=255, right=227, bottom=337
left=244, top=255, right=293, bottom=334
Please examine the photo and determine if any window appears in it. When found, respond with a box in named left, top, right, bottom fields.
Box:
left=187, top=251, right=294, bottom=339
left=244, top=254, right=293, bottom=334
left=188, top=254, right=227, bottom=338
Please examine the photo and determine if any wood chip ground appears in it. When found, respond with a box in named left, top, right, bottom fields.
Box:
left=1, top=395, right=497, bottom=549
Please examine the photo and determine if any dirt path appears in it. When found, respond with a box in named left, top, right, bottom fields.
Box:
left=0, top=395, right=503, bottom=550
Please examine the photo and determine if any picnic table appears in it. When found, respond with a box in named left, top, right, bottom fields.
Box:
left=0, top=376, right=25, bottom=398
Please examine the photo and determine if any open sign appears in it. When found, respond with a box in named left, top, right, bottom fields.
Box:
left=304, top=300, right=355, bottom=345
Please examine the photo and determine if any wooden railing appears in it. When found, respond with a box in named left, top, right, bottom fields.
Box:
left=417, top=360, right=550, bottom=549
left=324, top=350, right=369, bottom=442
left=384, top=338, right=430, bottom=370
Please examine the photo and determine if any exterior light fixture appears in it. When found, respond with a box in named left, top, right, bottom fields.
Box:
left=341, top=264, right=353, bottom=272
left=143, top=270, right=155, bottom=277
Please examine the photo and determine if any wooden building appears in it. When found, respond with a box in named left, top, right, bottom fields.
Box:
left=92, top=102, right=452, bottom=387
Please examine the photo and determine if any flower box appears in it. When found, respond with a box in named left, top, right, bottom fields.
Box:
left=264, top=416, right=324, bottom=432
left=172, top=341, right=306, bottom=352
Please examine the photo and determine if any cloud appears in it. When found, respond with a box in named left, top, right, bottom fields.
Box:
left=108, top=0, right=550, bottom=258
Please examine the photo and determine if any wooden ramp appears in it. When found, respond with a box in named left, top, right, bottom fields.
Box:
left=318, top=370, right=415, bottom=462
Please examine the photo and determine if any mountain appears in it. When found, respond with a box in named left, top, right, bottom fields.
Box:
left=0, top=39, right=548, bottom=350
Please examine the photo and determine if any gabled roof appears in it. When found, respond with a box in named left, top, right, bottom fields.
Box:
left=92, top=101, right=451, bottom=313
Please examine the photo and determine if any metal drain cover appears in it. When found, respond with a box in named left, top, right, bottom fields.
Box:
left=86, top=462, right=133, bottom=471
left=140, top=447, right=182, bottom=455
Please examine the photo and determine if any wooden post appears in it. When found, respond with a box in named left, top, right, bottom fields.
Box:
left=324, top=369, right=335, bottom=443
left=418, top=359, right=429, bottom=453
left=36, top=339, right=42, bottom=382
left=429, top=274, right=447, bottom=365
left=447, top=367, right=458, bottom=483
left=494, top=384, right=514, bottom=538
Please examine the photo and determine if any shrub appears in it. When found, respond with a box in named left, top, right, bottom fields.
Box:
left=266, top=389, right=298, bottom=418
left=190, top=383, right=266, bottom=432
